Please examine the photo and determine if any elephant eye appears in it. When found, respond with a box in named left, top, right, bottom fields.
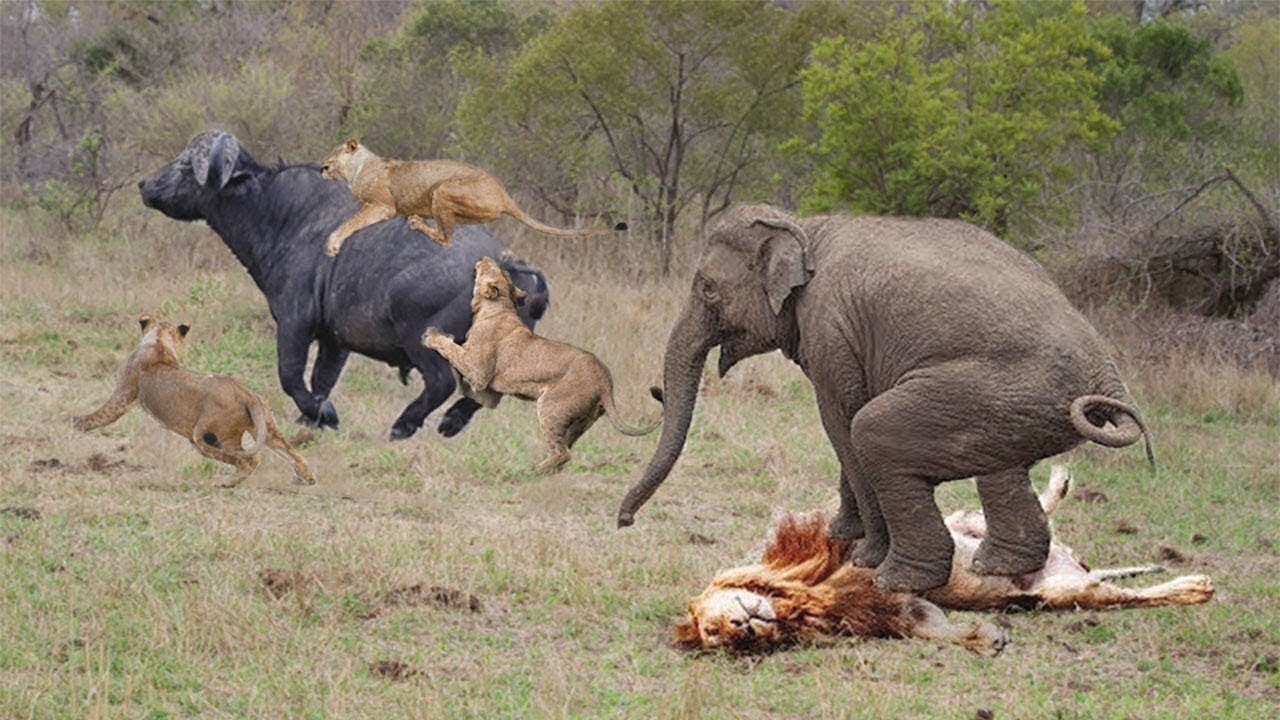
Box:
left=696, top=275, right=718, bottom=303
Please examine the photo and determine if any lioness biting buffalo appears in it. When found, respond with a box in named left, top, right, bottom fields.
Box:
left=424, top=256, right=660, bottom=474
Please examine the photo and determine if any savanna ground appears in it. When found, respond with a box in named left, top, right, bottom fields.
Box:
left=1, top=209, right=1277, bottom=720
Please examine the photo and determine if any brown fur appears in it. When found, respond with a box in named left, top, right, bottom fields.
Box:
left=73, top=315, right=316, bottom=487
left=321, top=138, right=601, bottom=255
left=423, top=257, right=659, bottom=474
left=677, top=466, right=1213, bottom=655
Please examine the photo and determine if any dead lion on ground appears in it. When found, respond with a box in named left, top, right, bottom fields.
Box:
left=321, top=138, right=620, bottom=255
left=73, top=315, right=317, bottom=487
left=424, top=256, right=659, bottom=474
left=677, top=466, right=1213, bottom=655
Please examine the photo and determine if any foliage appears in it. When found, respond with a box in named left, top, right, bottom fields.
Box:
left=791, top=0, right=1116, bottom=234
left=347, top=0, right=549, bottom=159
left=0, top=0, right=1274, bottom=293
left=1078, top=12, right=1246, bottom=216
left=1221, top=11, right=1279, bottom=186
left=456, top=0, right=814, bottom=274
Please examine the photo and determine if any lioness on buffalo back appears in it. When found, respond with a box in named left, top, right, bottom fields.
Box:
left=320, top=138, right=614, bottom=255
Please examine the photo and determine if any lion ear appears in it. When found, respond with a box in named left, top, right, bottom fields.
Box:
left=481, top=282, right=499, bottom=300
left=177, top=324, right=191, bottom=338
left=672, top=617, right=702, bottom=649
left=345, top=138, right=359, bottom=152
left=138, top=314, right=154, bottom=332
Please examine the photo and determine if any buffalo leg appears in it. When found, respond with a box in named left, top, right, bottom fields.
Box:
left=438, top=397, right=483, bottom=437
left=306, top=340, right=347, bottom=429
left=390, top=353, right=458, bottom=440
left=275, top=323, right=328, bottom=428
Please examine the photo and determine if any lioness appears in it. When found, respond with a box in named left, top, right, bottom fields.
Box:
left=424, top=257, right=659, bottom=474
left=73, top=315, right=317, bottom=487
left=321, top=138, right=618, bottom=255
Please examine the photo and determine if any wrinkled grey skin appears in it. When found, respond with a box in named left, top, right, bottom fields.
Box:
left=618, top=205, right=1152, bottom=593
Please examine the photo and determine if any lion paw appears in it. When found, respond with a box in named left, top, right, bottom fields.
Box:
left=422, top=327, right=452, bottom=348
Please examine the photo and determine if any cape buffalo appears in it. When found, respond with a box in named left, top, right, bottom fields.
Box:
left=138, top=131, right=549, bottom=440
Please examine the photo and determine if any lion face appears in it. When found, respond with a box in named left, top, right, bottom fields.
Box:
left=320, top=138, right=372, bottom=182
left=472, top=257, right=527, bottom=307
left=137, top=314, right=189, bottom=361
left=679, top=588, right=782, bottom=651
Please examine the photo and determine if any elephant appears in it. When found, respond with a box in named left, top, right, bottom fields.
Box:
left=617, top=204, right=1153, bottom=594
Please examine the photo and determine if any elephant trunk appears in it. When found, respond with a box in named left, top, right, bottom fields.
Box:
left=617, top=304, right=716, bottom=527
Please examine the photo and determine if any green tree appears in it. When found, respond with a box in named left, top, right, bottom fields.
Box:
left=1080, top=12, right=1245, bottom=215
left=1224, top=11, right=1280, bottom=185
left=457, top=0, right=813, bottom=274
left=349, top=0, right=549, bottom=159
left=791, top=0, right=1115, bottom=235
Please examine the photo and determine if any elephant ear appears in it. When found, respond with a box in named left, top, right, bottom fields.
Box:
left=755, top=214, right=813, bottom=316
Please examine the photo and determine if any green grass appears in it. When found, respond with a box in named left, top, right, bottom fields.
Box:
left=1, top=218, right=1277, bottom=718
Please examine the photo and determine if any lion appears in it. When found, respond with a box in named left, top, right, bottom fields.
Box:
left=677, top=466, right=1213, bottom=655
left=320, top=138, right=620, bottom=255
left=73, top=315, right=317, bottom=488
left=423, top=256, right=659, bottom=474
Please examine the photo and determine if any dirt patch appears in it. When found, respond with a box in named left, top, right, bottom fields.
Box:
left=29, top=458, right=69, bottom=473
left=289, top=428, right=317, bottom=448
left=0, top=434, right=50, bottom=449
left=1073, top=486, right=1109, bottom=503
left=687, top=532, right=716, bottom=545
left=1066, top=614, right=1101, bottom=633
left=1251, top=654, right=1278, bottom=674
left=1155, top=545, right=1189, bottom=564
left=359, top=583, right=483, bottom=619
left=0, top=507, right=41, bottom=520
left=370, top=659, right=420, bottom=681
left=86, top=452, right=140, bottom=474
left=259, top=569, right=315, bottom=600
left=1114, top=520, right=1139, bottom=535
left=28, top=454, right=140, bottom=476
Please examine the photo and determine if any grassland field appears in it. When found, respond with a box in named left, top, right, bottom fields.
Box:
left=1, top=208, right=1277, bottom=719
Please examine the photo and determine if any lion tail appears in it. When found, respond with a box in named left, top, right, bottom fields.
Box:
left=244, top=398, right=268, bottom=455
left=600, top=375, right=661, bottom=437
left=505, top=205, right=605, bottom=238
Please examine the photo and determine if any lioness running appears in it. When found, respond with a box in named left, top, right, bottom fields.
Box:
left=320, top=138, right=621, bottom=255
left=73, top=315, right=316, bottom=487
left=423, top=257, right=659, bottom=474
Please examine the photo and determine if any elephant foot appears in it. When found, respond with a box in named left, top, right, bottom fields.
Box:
left=872, top=552, right=953, bottom=594
left=848, top=535, right=889, bottom=568
left=827, top=510, right=866, bottom=543
left=971, top=536, right=1049, bottom=578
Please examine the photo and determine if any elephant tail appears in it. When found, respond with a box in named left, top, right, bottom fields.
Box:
left=1069, top=395, right=1155, bottom=467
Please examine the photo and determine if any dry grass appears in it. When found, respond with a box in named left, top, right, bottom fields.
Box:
left=1, top=205, right=1277, bottom=718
